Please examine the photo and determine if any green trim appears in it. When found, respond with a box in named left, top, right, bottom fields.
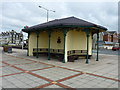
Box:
left=96, top=30, right=99, bottom=61
left=48, top=31, right=51, bottom=60
left=85, top=30, right=90, bottom=64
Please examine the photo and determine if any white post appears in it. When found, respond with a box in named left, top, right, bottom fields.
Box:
left=63, top=30, right=68, bottom=63
left=21, top=31, right=24, bottom=49
left=65, top=37, right=68, bottom=62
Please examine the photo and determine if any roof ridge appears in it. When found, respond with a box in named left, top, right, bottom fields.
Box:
left=48, top=16, right=75, bottom=22
left=37, top=16, right=77, bottom=25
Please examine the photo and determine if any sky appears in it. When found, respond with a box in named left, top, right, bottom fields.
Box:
left=0, top=0, right=119, bottom=39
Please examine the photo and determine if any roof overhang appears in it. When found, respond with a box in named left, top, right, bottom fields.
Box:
left=22, top=24, right=107, bottom=33
left=22, top=17, right=107, bottom=33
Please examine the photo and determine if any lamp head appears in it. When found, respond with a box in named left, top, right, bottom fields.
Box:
left=39, top=6, right=42, bottom=8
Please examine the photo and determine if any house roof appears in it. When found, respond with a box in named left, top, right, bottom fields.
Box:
left=22, top=16, right=107, bottom=33
left=103, top=31, right=117, bottom=35
left=108, top=31, right=117, bottom=35
left=103, top=31, right=108, bottom=35
left=104, top=41, right=115, bottom=45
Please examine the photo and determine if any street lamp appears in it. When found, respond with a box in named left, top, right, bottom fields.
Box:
left=11, top=30, right=14, bottom=44
left=38, top=6, right=55, bottom=22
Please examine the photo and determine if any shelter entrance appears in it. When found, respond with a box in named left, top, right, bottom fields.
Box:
left=33, top=30, right=64, bottom=62
left=32, top=29, right=92, bottom=62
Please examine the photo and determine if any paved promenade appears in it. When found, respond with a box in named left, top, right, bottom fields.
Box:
left=0, top=47, right=119, bottom=89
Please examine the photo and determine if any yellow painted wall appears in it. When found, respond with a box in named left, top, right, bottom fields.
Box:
left=29, top=29, right=93, bottom=56
left=67, top=30, right=92, bottom=55
left=38, top=32, right=48, bottom=48
left=29, top=32, right=37, bottom=56
left=29, top=31, right=49, bottom=56
left=50, top=30, right=64, bottom=49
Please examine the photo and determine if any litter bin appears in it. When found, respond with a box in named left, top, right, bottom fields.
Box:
left=8, top=47, right=12, bottom=53
left=3, top=46, right=12, bottom=53
left=3, top=46, right=8, bottom=52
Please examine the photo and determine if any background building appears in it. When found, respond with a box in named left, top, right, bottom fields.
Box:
left=103, top=31, right=118, bottom=43
left=92, top=31, right=119, bottom=49
left=0, top=30, right=23, bottom=45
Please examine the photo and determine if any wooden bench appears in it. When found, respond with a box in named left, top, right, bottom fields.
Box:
left=33, top=49, right=91, bottom=62
left=33, top=48, right=48, bottom=56
left=33, top=48, right=64, bottom=61
left=50, top=49, right=64, bottom=61
left=67, top=50, right=91, bottom=62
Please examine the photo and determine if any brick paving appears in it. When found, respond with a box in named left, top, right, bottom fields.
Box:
left=32, top=67, right=80, bottom=81
left=60, top=74, right=118, bottom=88
left=15, top=63, right=53, bottom=71
left=1, top=66, right=23, bottom=76
left=0, top=47, right=119, bottom=89
left=2, top=73, right=49, bottom=88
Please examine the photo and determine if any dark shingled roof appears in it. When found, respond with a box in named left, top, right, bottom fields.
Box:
left=22, top=16, right=107, bottom=32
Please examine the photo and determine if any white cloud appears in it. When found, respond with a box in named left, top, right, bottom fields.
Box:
left=1, top=0, right=119, bottom=2
left=0, top=1, right=118, bottom=40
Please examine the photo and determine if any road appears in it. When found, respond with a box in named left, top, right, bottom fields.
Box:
left=93, top=49, right=119, bottom=55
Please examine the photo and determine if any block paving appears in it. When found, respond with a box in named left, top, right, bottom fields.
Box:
left=0, top=48, right=119, bottom=89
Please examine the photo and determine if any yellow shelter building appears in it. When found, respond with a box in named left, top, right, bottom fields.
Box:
left=22, top=17, right=107, bottom=63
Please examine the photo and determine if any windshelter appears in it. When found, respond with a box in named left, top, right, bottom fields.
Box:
left=22, top=16, right=107, bottom=63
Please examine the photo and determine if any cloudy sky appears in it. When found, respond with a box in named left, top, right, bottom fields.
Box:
left=0, top=0, right=118, bottom=39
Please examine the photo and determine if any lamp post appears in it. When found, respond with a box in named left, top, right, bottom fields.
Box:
left=21, top=32, right=24, bottom=50
left=38, top=6, right=55, bottom=22
left=11, top=30, right=14, bottom=44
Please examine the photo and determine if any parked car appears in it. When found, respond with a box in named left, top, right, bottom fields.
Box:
left=112, top=46, right=120, bottom=51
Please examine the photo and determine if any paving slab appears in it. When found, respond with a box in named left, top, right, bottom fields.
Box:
left=0, top=47, right=119, bottom=88
left=60, top=74, right=118, bottom=88
left=44, top=84, right=62, bottom=88
left=15, top=63, right=52, bottom=71
left=0, top=63, right=6, bottom=67
left=4, top=59, right=33, bottom=65
left=32, top=67, right=80, bottom=81
left=2, top=73, right=49, bottom=88
left=1, top=66, right=22, bottom=76
left=2, top=57, right=18, bottom=61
